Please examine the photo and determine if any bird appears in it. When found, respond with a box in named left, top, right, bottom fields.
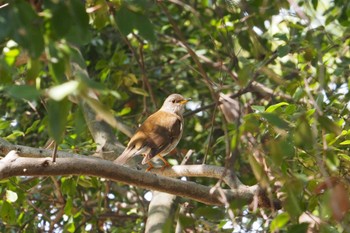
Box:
left=115, top=94, right=189, bottom=171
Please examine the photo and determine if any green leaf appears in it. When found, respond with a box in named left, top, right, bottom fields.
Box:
left=26, top=58, right=42, bottom=81
left=66, top=216, right=76, bottom=233
left=25, top=120, right=41, bottom=134
left=260, top=113, right=290, bottom=129
left=129, top=87, right=149, bottom=96
left=47, top=98, right=71, bottom=142
left=0, top=201, right=16, bottom=224
left=67, top=0, right=91, bottom=44
left=266, top=102, right=289, bottom=113
left=284, top=104, right=297, bottom=115
left=248, top=154, right=269, bottom=188
left=46, top=0, right=90, bottom=44
left=5, top=190, right=18, bottom=203
left=48, top=81, right=80, bottom=101
left=47, top=1, right=72, bottom=39
left=64, top=197, right=73, bottom=215
left=77, top=177, right=93, bottom=188
left=114, top=6, right=155, bottom=42
left=162, top=218, right=173, bottom=233
left=4, top=48, right=20, bottom=66
left=0, top=5, right=12, bottom=41
left=6, top=130, right=25, bottom=141
left=320, top=224, right=340, bottom=233
left=318, top=115, right=341, bottom=135
left=0, top=121, right=10, bottom=130
left=270, top=212, right=290, bottom=232
left=178, top=214, right=195, bottom=228
left=287, top=223, right=309, bottom=233
left=115, top=6, right=133, bottom=36
left=340, top=140, right=350, bottom=145
left=283, top=180, right=303, bottom=217
left=268, top=137, right=295, bottom=166
left=133, top=13, right=156, bottom=42
left=11, top=1, right=44, bottom=58
left=6, top=85, right=41, bottom=100
left=83, top=96, right=118, bottom=128
left=273, top=33, right=288, bottom=41
left=251, top=105, right=265, bottom=112
left=194, top=206, right=225, bottom=220
left=237, top=63, right=254, bottom=86
left=90, top=0, right=110, bottom=29
left=61, top=177, right=77, bottom=196
left=339, top=153, right=350, bottom=161
left=294, top=115, right=314, bottom=150
left=277, top=45, right=291, bottom=57
left=0, top=60, right=13, bottom=84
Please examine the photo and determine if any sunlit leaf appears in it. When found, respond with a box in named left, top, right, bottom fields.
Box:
left=270, top=212, right=290, bottom=232
left=339, top=140, right=350, bottom=146
left=48, top=80, right=80, bottom=101
left=5, top=190, right=18, bottom=203
left=266, top=102, right=289, bottom=113
left=6, top=130, right=25, bottom=141
left=66, top=216, right=76, bottom=233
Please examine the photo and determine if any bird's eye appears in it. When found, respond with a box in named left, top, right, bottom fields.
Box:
left=172, top=99, right=176, bottom=103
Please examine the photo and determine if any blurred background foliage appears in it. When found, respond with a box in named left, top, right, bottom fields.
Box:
left=0, top=0, right=350, bottom=232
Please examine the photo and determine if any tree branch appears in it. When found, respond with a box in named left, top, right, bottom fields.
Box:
left=0, top=144, right=258, bottom=206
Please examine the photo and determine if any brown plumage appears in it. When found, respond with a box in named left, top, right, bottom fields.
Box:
left=115, top=94, right=188, bottom=170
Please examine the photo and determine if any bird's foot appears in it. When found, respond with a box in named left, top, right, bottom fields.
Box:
left=160, top=163, right=170, bottom=171
left=146, top=162, right=154, bottom=172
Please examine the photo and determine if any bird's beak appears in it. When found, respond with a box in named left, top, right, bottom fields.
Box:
left=180, top=98, right=190, bottom=105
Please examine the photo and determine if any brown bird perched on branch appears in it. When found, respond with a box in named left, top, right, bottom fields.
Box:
left=115, top=94, right=189, bottom=171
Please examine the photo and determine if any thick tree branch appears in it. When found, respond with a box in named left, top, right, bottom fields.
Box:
left=0, top=138, right=258, bottom=206
left=0, top=150, right=257, bottom=206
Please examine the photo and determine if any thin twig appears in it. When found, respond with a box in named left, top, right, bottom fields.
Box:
left=51, top=142, right=57, bottom=163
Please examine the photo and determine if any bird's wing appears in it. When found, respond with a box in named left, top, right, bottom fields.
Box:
left=141, top=111, right=182, bottom=164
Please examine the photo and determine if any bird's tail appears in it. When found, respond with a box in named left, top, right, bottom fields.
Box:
left=115, top=148, right=134, bottom=165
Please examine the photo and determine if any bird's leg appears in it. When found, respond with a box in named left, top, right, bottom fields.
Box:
left=146, top=162, right=154, bottom=172
left=157, top=154, right=170, bottom=171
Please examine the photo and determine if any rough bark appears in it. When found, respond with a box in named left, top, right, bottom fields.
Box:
left=0, top=143, right=259, bottom=206
left=145, top=191, right=178, bottom=233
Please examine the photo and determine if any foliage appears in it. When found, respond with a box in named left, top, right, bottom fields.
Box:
left=0, top=0, right=350, bottom=232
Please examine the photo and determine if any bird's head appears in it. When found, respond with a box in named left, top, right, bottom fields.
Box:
left=161, top=94, right=189, bottom=115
